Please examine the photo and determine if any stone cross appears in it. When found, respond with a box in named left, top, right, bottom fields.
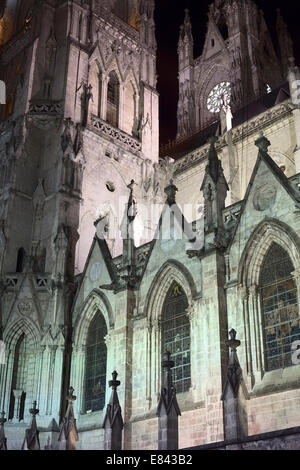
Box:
left=102, top=371, right=124, bottom=450
left=21, top=401, right=40, bottom=450
left=0, top=410, right=7, bottom=450
left=221, top=329, right=249, bottom=444
left=157, top=351, right=181, bottom=450
left=58, top=387, right=78, bottom=450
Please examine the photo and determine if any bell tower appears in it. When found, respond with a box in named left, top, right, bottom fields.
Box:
left=177, top=0, right=289, bottom=139
left=0, top=0, right=160, bottom=441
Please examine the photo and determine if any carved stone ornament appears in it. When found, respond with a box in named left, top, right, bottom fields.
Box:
left=253, top=184, right=277, bottom=211
left=18, top=298, right=32, bottom=316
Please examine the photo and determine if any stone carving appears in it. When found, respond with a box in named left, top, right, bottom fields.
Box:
left=78, top=82, right=93, bottom=127
left=253, top=184, right=277, bottom=211
left=29, top=102, right=62, bottom=115
left=18, top=298, right=32, bottom=316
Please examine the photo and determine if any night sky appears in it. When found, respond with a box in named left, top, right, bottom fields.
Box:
left=154, top=0, right=300, bottom=145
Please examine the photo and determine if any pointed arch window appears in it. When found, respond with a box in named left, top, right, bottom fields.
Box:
left=9, top=333, right=27, bottom=421
left=84, top=311, right=107, bottom=412
left=16, top=247, right=25, bottom=273
left=260, top=243, right=300, bottom=371
left=161, top=283, right=190, bottom=394
left=106, top=71, right=119, bottom=128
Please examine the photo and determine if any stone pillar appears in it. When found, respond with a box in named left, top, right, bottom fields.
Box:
left=70, top=346, right=86, bottom=418
left=102, top=371, right=124, bottom=451
left=22, top=401, right=41, bottom=450
left=157, top=352, right=181, bottom=451
left=240, top=286, right=254, bottom=390
left=100, top=75, right=108, bottom=121
left=119, top=84, right=125, bottom=130
left=248, top=284, right=264, bottom=382
left=0, top=411, right=7, bottom=450
left=221, top=329, right=249, bottom=445
left=58, top=387, right=79, bottom=450
left=12, top=389, right=24, bottom=422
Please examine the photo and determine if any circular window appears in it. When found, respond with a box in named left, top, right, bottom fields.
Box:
left=106, top=181, right=115, bottom=192
left=207, top=81, right=231, bottom=113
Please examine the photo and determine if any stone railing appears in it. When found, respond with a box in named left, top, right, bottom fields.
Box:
left=90, top=115, right=142, bottom=154
left=5, top=273, right=49, bottom=291
left=28, top=101, right=62, bottom=115
left=5, top=274, right=20, bottom=289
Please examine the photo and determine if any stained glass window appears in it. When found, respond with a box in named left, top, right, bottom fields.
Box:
left=207, top=81, right=231, bottom=113
left=260, top=243, right=300, bottom=371
left=161, top=283, right=191, bottom=394
left=84, top=311, right=107, bottom=412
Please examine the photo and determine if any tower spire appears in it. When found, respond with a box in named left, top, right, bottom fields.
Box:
left=201, top=137, right=229, bottom=248
left=21, top=401, right=40, bottom=450
left=58, top=387, right=79, bottom=450
left=221, top=329, right=249, bottom=442
left=276, top=9, right=294, bottom=77
left=102, top=371, right=124, bottom=450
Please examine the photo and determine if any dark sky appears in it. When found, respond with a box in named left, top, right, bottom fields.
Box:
left=154, top=0, right=300, bottom=145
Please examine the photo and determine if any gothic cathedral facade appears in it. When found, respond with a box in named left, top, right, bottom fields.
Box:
left=1, top=0, right=300, bottom=450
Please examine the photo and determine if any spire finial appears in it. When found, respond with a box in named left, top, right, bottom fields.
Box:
left=29, top=401, right=39, bottom=417
left=162, top=350, right=175, bottom=389
left=255, top=132, right=271, bottom=153
left=164, top=179, right=178, bottom=205
left=227, top=328, right=241, bottom=352
left=67, top=386, right=76, bottom=405
left=127, top=179, right=137, bottom=223
left=109, top=370, right=121, bottom=391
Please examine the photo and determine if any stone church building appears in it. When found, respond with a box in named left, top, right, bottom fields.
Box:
left=1, top=0, right=300, bottom=450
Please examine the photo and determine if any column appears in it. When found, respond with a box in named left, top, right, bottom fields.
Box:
left=248, top=284, right=263, bottom=383
left=186, top=303, right=198, bottom=394
left=100, top=75, right=108, bottom=121
left=70, top=345, right=86, bottom=417
left=240, top=285, right=254, bottom=390
left=118, top=84, right=125, bottom=131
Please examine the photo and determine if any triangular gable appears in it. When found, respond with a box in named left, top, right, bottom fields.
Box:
left=227, top=145, right=300, bottom=252
left=72, top=236, right=117, bottom=309
left=89, top=41, right=107, bottom=71
left=4, top=273, right=42, bottom=331
left=201, top=17, right=229, bottom=61
left=139, top=202, right=196, bottom=283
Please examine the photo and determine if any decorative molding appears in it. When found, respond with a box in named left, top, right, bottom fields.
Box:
left=89, top=115, right=142, bottom=154
left=173, top=101, right=292, bottom=174
left=29, top=101, right=62, bottom=115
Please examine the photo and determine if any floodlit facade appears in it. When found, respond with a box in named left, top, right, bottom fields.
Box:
left=0, top=0, right=300, bottom=450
